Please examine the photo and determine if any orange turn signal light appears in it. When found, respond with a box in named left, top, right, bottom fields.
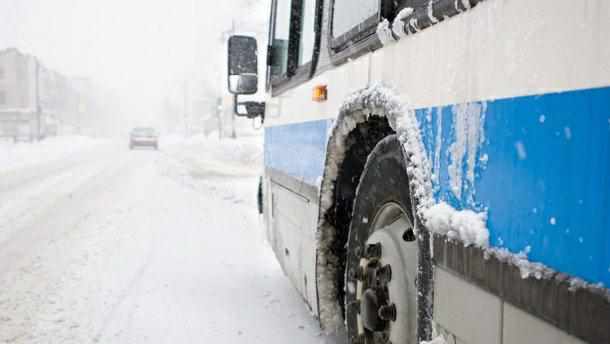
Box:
left=313, top=85, right=328, bottom=102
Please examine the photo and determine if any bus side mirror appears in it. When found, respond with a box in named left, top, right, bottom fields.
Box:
left=235, top=100, right=266, bottom=119
left=227, top=35, right=258, bottom=95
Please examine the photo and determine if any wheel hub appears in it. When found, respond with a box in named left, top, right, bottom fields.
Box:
left=352, top=203, right=419, bottom=344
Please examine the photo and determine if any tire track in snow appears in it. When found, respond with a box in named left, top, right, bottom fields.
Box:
left=0, top=152, right=101, bottom=195
left=0, top=150, right=135, bottom=342
left=92, top=247, right=154, bottom=343
left=0, top=151, right=130, bottom=259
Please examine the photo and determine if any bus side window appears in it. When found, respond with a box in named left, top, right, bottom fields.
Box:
left=270, top=0, right=292, bottom=78
left=298, top=0, right=316, bottom=66
left=270, top=0, right=318, bottom=81
left=331, top=0, right=378, bottom=38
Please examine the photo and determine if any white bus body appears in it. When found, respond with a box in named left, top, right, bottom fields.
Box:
left=229, top=1, right=610, bottom=343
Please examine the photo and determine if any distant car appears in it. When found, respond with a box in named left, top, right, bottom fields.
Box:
left=129, top=127, right=159, bottom=150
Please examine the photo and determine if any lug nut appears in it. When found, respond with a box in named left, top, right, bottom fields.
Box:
left=378, top=304, right=397, bottom=322
left=403, top=229, right=416, bottom=242
left=365, top=243, right=382, bottom=259
left=378, top=265, right=392, bottom=284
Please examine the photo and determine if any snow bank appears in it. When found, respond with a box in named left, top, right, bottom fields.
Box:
left=161, top=133, right=263, bottom=178
left=155, top=132, right=264, bottom=214
left=0, top=135, right=106, bottom=173
left=423, top=202, right=489, bottom=247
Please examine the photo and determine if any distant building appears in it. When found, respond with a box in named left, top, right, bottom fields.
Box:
left=0, top=48, right=92, bottom=140
left=0, top=48, right=38, bottom=140
left=0, top=48, right=36, bottom=109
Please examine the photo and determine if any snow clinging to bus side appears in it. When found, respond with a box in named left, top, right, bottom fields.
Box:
left=448, top=102, right=487, bottom=203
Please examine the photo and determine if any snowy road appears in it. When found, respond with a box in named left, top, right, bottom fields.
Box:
left=0, top=136, right=340, bottom=344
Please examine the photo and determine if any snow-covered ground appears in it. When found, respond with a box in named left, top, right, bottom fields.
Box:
left=0, top=134, right=340, bottom=344
left=0, top=136, right=107, bottom=173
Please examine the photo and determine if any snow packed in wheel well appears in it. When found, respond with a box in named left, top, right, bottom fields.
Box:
left=323, top=115, right=394, bottom=320
left=314, top=84, right=432, bottom=333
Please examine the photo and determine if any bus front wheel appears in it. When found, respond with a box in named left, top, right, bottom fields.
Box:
left=345, top=135, right=419, bottom=344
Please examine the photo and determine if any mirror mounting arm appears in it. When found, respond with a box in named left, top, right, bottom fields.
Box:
left=233, top=94, right=239, bottom=117
left=266, top=45, right=274, bottom=67
left=232, top=95, right=266, bottom=123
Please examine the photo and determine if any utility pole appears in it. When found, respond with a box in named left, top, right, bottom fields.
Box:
left=231, top=105, right=236, bottom=139
left=183, top=80, right=188, bottom=137
left=34, top=58, right=41, bottom=141
left=216, top=97, right=223, bottom=140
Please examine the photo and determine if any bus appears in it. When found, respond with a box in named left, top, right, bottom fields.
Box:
left=226, top=1, right=610, bottom=343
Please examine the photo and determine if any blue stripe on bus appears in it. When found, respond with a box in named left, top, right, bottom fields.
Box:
left=265, top=85, right=610, bottom=286
left=265, top=119, right=333, bottom=186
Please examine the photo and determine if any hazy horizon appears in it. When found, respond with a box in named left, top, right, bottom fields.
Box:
left=0, top=0, right=268, bottom=127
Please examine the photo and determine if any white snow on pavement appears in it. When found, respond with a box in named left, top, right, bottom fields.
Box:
left=0, top=134, right=340, bottom=344
left=0, top=136, right=106, bottom=174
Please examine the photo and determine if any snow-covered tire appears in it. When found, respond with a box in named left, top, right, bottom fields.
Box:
left=345, top=135, right=419, bottom=344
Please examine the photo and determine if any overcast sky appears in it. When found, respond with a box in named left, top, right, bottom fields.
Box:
left=0, top=0, right=267, bottom=115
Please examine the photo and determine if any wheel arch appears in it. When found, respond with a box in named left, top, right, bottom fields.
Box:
left=315, top=85, right=435, bottom=333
